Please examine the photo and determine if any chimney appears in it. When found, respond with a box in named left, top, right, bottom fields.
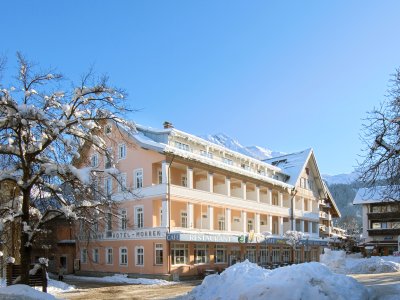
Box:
left=163, top=121, right=174, bottom=129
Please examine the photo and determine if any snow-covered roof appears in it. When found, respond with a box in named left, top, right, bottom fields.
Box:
left=323, top=181, right=341, bottom=218
left=117, top=123, right=295, bottom=190
left=353, top=186, right=400, bottom=205
left=263, top=149, right=312, bottom=186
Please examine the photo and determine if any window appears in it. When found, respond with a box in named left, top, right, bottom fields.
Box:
left=174, top=141, right=190, bottom=151
left=81, top=249, right=88, bottom=264
left=118, top=143, right=126, bottom=160
left=90, top=153, right=99, bottom=167
left=104, top=147, right=113, bottom=169
left=247, top=219, right=254, bottom=232
left=106, top=248, right=113, bottom=265
left=194, top=244, right=209, bottom=264
left=272, top=195, right=278, bottom=206
left=160, top=208, right=163, bottom=226
left=92, top=219, right=99, bottom=232
left=308, top=179, right=314, bottom=191
left=105, top=124, right=112, bottom=135
left=171, top=243, right=188, bottom=265
left=105, top=177, right=112, bottom=195
left=223, top=157, right=233, bottom=165
left=215, top=245, right=227, bottom=264
left=136, top=246, right=144, bottom=266
left=106, top=212, right=112, bottom=237
left=181, top=211, right=188, bottom=228
left=155, top=244, right=163, bottom=265
left=246, top=246, right=257, bottom=263
left=181, top=175, right=187, bottom=187
left=119, top=247, right=128, bottom=266
left=117, top=173, right=127, bottom=192
left=300, top=177, right=306, bottom=189
left=135, top=206, right=144, bottom=228
left=218, top=215, right=225, bottom=231
left=120, top=209, right=127, bottom=230
left=158, top=169, right=163, bottom=184
left=134, top=169, right=143, bottom=189
left=93, top=248, right=99, bottom=263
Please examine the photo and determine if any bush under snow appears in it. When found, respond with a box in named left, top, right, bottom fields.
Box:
left=183, top=260, right=369, bottom=300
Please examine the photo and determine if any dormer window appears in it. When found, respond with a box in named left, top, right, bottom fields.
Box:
left=200, top=150, right=213, bottom=159
left=223, top=157, right=233, bottom=165
left=175, top=141, right=190, bottom=152
left=241, top=163, right=250, bottom=171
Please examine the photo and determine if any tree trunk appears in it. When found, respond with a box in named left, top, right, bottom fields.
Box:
left=19, top=188, right=31, bottom=284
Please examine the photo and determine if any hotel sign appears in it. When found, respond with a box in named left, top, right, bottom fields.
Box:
left=78, top=228, right=167, bottom=241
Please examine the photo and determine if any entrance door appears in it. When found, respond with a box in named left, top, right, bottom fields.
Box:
left=60, top=256, right=67, bottom=272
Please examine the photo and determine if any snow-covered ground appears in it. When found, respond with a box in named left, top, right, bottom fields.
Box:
left=64, top=273, right=176, bottom=285
left=182, top=260, right=369, bottom=300
left=0, top=273, right=175, bottom=299
left=2, top=252, right=400, bottom=299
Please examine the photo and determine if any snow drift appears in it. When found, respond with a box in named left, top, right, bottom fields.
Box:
left=183, top=260, right=369, bottom=300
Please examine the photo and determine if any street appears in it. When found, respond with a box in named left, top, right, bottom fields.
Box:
left=350, top=272, right=400, bottom=300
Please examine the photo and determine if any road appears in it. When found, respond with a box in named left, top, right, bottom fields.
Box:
left=54, top=272, right=400, bottom=300
left=54, top=278, right=200, bottom=300
left=351, top=272, right=400, bottom=300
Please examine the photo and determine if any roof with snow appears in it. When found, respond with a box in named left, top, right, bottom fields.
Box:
left=263, top=148, right=312, bottom=186
left=353, top=186, right=400, bottom=205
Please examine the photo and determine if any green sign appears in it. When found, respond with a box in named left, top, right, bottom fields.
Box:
left=238, top=235, right=245, bottom=243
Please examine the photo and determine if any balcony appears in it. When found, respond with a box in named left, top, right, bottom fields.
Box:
left=367, top=228, right=400, bottom=236
left=367, top=212, right=400, bottom=221
left=170, top=184, right=291, bottom=216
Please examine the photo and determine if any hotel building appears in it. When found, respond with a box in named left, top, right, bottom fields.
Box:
left=76, top=121, right=341, bottom=278
left=354, top=186, right=400, bottom=256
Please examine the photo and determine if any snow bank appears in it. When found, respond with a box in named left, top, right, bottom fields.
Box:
left=183, top=260, right=369, bottom=300
left=65, top=273, right=175, bottom=285
left=0, top=284, right=57, bottom=300
left=321, top=249, right=400, bottom=274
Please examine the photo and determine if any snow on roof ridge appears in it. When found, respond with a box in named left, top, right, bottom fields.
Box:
left=263, top=147, right=313, bottom=161
left=134, top=124, right=285, bottom=173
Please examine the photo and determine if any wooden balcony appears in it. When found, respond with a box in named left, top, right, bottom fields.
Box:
left=367, top=228, right=400, bottom=236
left=367, top=212, right=400, bottom=221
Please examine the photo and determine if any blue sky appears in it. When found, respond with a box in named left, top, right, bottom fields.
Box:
left=2, top=1, right=400, bottom=175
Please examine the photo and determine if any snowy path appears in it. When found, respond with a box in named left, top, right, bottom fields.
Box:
left=351, top=272, right=400, bottom=300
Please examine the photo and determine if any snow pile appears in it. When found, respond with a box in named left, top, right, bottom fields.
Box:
left=0, top=284, right=57, bottom=300
left=320, top=248, right=347, bottom=273
left=45, top=278, right=75, bottom=294
left=66, top=273, right=176, bottom=285
left=348, top=257, right=400, bottom=274
left=183, top=260, right=369, bottom=300
left=321, top=249, right=400, bottom=274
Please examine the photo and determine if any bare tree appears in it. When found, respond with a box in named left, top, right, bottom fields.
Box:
left=358, top=68, right=400, bottom=200
left=0, top=53, right=134, bottom=284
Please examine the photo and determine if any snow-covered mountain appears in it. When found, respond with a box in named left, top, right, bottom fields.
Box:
left=322, top=172, right=359, bottom=185
left=200, top=133, right=285, bottom=160
left=201, top=133, right=358, bottom=186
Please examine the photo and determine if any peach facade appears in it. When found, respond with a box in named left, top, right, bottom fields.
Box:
left=76, top=122, right=339, bottom=278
